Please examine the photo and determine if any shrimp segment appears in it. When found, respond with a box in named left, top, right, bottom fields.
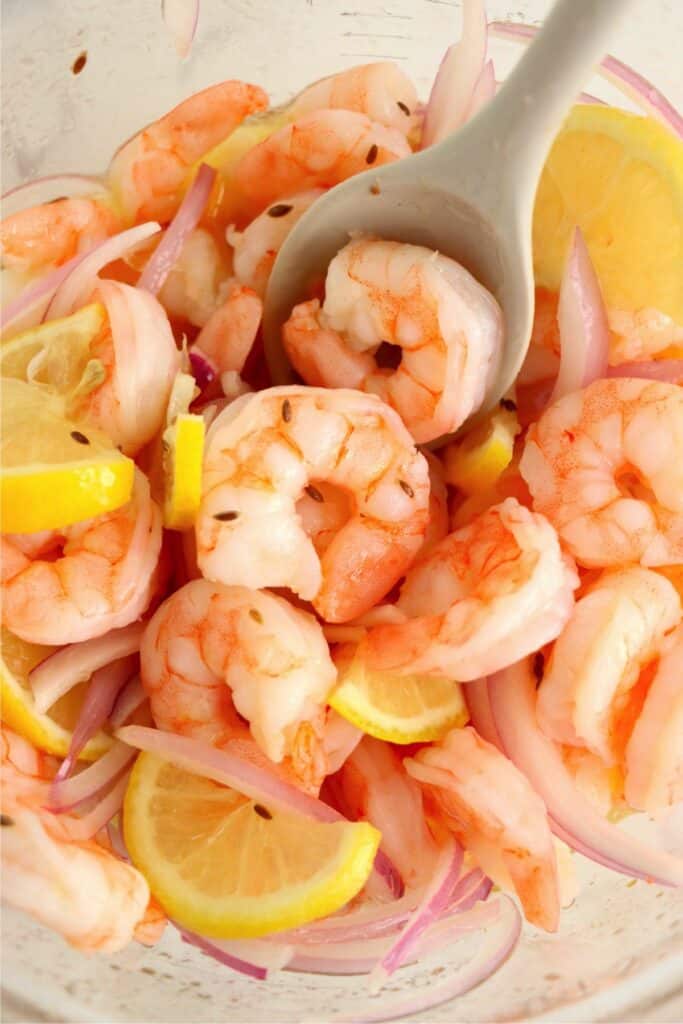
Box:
left=233, top=110, right=411, bottom=216
left=108, top=80, right=269, bottom=223
left=193, top=282, right=262, bottom=376
left=1, top=727, right=149, bottom=953
left=537, top=568, right=681, bottom=763
left=520, top=378, right=683, bottom=567
left=624, top=624, right=683, bottom=812
left=359, top=497, right=578, bottom=680
left=405, top=726, right=560, bottom=932
left=283, top=239, right=503, bottom=443
left=196, top=386, right=430, bottom=623
left=157, top=227, right=231, bottom=327
left=289, top=63, right=418, bottom=134
left=0, top=198, right=121, bottom=273
left=1, top=471, right=162, bottom=645
left=140, top=579, right=336, bottom=771
left=228, top=189, right=324, bottom=297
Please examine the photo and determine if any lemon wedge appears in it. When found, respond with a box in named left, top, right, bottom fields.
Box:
left=124, top=752, right=380, bottom=938
left=534, top=105, right=683, bottom=321
left=0, top=303, right=106, bottom=393
left=162, top=413, right=205, bottom=530
left=0, top=627, right=111, bottom=759
left=329, top=650, right=468, bottom=744
left=443, top=405, right=520, bottom=495
left=1, top=378, right=134, bottom=532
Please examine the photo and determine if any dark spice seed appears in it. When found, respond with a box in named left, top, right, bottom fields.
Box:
left=398, top=479, right=414, bottom=498
left=397, top=100, right=411, bottom=116
left=0, top=814, right=14, bottom=827
left=365, top=143, right=379, bottom=165
left=70, top=430, right=90, bottom=445
left=213, top=510, right=239, bottom=521
left=500, top=398, right=517, bottom=412
left=370, top=183, right=381, bottom=195
left=253, top=804, right=272, bottom=819
left=281, top=398, right=292, bottom=422
left=305, top=484, right=324, bottom=503
left=268, top=203, right=293, bottom=218
left=249, top=608, right=263, bottom=624
left=72, top=51, right=87, bottom=75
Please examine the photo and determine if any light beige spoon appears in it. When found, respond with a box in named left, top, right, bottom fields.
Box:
left=263, top=0, right=632, bottom=435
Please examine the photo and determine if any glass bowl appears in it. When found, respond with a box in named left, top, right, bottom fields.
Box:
left=2, top=0, right=682, bottom=1020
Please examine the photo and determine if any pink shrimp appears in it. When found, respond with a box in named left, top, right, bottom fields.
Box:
left=1, top=471, right=162, bottom=645
left=0, top=197, right=121, bottom=273
left=1, top=726, right=149, bottom=953
left=289, top=63, right=419, bottom=134
left=405, top=726, right=560, bottom=931
left=108, top=80, right=269, bottom=223
left=192, top=281, right=262, bottom=376
left=283, top=238, right=503, bottom=443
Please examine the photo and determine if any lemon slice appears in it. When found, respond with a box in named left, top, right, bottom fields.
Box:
left=443, top=405, right=520, bottom=495
left=329, top=651, right=468, bottom=744
left=162, top=413, right=205, bottom=530
left=0, top=627, right=111, bottom=759
left=534, top=105, right=683, bottom=321
left=1, top=378, right=134, bottom=532
left=0, top=303, right=106, bottom=394
left=124, top=752, right=380, bottom=938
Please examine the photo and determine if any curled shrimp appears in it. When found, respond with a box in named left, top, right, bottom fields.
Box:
left=157, top=227, right=232, bottom=327
left=232, top=110, right=411, bottom=218
left=108, top=80, right=269, bottom=223
left=140, top=578, right=337, bottom=787
left=405, top=726, right=560, bottom=932
left=0, top=197, right=121, bottom=274
left=1, top=726, right=149, bottom=953
left=625, top=624, right=683, bottom=812
left=520, top=378, right=683, bottom=567
left=195, top=385, right=430, bottom=623
left=609, top=308, right=683, bottom=366
left=332, top=736, right=441, bottom=889
left=227, top=189, right=324, bottom=297
left=357, top=497, right=578, bottom=680
left=537, top=567, right=681, bottom=764
left=192, top=281, right=262, bottom=376
left=289, top=62, right=418, bottom=135
left=1, top=471, right=162, bottom=645
left=282, top=238, right=503, bottom=443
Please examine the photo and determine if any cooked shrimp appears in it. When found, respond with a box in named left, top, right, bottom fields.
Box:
left=192, top=282, right=262, bottom=375
left=140, top=579, right=337, bottom=775
left=358, top=497, right=578, bottom=680
left=233, top=110, right=410, bottom=217
left=609, top=308, right=683, bottom=366
left=562, top=747, right=624, bottom=818
left=1, top=726, right=149, bottom=953
left=520, top=378, right=683, bottom=567
left=0, top=197, right=121, bottom=273
left=157, top=228, right=232, bottom=327
left=289, top=63, right=418, bottom=134
left=405, top=726, right=560, bottom=931
left=108, top=80, right=269, bottom=223
left=227, top=189, right=324, bottom=296
left=283, top=238, right=503, bottom=443
left=67, top=280, right=180, bottom=455
left=420, top=450, right=449, bottom=555
left=624, top=624, right=683, bottom=812
left=134, top=897, right=168, bottom=947
left=537, top=568, right=681, bottom=763
left=334, top=736, right=441, bottom=889
left=195, top=386, right=430, bottom=622
left=1, top=470, right=162, bottom=645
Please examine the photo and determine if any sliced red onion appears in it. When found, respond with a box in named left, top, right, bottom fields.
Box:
left=1, top=175, right=108, bottom=218
left=285, top=889, right=422, bottom=945
left=46, top=222, right=160, bottom=320
left=488, top=660, right=683, bottom=887
left=369, top=838, right=463, bottom=990
left=447, top=867, right=493, bottom=912
left=190, top=935, right=294, bottom=974
left=464, top=678, right=502, bottom=748
left=116, top=725, right=402, bottom=896
left=489, top=21, right=683, bottom=138
left=109, top=675, right=147, bottom=729
left=1, top=256, right=82, bottom=337
left=162, top=0, right=200, bottom=60
left=106, top=816, right=131, bottom=861
left=48, top=740, right=136, bottom=812
left=30, top=622, right=145, bottom=714
left=608, top=359, right=683, bottom=383
left=178, top=927, right=268, bottom=980
left=137, top=163, right=216, bottom=294
left=467, top=59, right=496, bottom=119
left=550, top=227, right=609, bottom=402
left=52, top=655, right=138, bottom=784
left=188, top=347, right=218, bottom=391
left=422, top=0, right=487, bottom=148
left=66, top=770, right=131, bottom=841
